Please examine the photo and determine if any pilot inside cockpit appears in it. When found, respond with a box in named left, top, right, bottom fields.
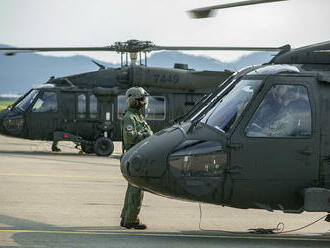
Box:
left=246, top=85, right=311, bottom=137
left=32, top=92, right=58, bottom=113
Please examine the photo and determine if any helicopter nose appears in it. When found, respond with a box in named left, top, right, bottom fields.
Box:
left=120, top=126, right=185, bottom=187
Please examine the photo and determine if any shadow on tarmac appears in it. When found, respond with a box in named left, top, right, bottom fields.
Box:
left=0, top=215, right=329, bottom=248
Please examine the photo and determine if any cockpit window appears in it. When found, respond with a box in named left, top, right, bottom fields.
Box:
left=200, top=79, right=263, bottom=132
left=245, top=85, right=312, bottom=137
left=15, top=90, right=39, bottom=112
left=32, top=92, right=58, bottom=112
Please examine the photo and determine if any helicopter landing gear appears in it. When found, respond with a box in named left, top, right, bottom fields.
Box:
left=81, top=143, right=94, bottom=154
left=94, top=137, right=114, bottom=156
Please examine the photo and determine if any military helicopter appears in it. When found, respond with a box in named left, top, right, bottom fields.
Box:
left=121, top=39, right=330, bottom=215
left=0, top=39, right=247, bottom=156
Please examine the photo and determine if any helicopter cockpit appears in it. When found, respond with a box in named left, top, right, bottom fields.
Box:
left=196, top=79, right=263, bottom=133
left=0, top=84, right=60, bottom=139
left=13, top=89, right=39, bottom=112
left=188, top=64, right=305, bottom=134
left=31, top=91, right=58, bottom=113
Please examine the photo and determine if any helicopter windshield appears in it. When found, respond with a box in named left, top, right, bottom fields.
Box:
left=14, top=90, right=39, bottom=112
left=199, top=79, right=263, bottom=132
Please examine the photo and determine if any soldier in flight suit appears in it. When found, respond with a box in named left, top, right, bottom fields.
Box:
left=120, top=87, right=153, bottom=230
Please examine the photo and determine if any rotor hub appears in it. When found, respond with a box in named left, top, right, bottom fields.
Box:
left=110, top=40, right=154, bottom=53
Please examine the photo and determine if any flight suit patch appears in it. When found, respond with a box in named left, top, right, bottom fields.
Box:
left=126, top=125, right=133, bottom=132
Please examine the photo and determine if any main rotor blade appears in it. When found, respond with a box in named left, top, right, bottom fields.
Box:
left=188, top=0, right=288, bottom=19
left=0, top=46, right=116, bottom=56
left=0, top=42, right=289, bottom=56
left=148, top=46, right=284, bottom=52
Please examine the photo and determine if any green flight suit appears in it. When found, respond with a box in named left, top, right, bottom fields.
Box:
left=120, top=107, right=153, bottom=223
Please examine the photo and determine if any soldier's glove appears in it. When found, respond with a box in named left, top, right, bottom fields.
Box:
left=143, top=130, right=153, bottom=138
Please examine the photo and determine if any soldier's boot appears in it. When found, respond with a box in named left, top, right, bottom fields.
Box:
left=52, top=146, right=61, bottom=152
left=52, top=141, right=61, bottom=152
left=122, top=221, right=147, bottom=230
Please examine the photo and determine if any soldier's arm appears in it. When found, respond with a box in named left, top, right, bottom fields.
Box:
left=123, top=115, right=148, bottom=146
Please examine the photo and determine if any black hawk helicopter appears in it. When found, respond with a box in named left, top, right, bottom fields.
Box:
left=121, top=40, right=330, bottom=215
left=120, top=1, right=330, bottom=215
left=0, top=39, right=242, bottom=156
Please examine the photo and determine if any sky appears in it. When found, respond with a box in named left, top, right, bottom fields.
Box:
left=1, top=0, right=329, bottom=63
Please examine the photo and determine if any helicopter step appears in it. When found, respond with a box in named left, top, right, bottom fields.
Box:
left=53, top=131, right=114, bottom=156
left=304, top=188, right=330, bottom=212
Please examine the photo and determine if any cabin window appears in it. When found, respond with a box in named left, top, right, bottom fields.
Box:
left=245, top=85, right=312, bottom=137
left=77, top=94, right=87, bottom=118
left=145, top=96, right=166, bottom=120
left=89, top=94, right=98, bottom=119
left=117, top=95, right=126, bottom=119
left=32, top=92, right=58, bottom=112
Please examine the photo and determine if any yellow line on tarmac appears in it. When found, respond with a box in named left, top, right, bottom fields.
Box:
left=0, top=173, right=122, bottom=181
left=0, top=229, right=329, bottom=242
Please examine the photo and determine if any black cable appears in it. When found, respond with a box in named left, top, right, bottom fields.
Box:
left=278, top=214, right=328, bottom=234
left=198, top=203, right=256, bottom=234
left=198, top=203, right=328, bottom=234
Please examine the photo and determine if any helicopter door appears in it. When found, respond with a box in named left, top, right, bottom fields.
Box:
left=75, top=93, right=100, bottom=140
left=59, top=92, right=75, bottom=134
left=26, top=91, right=59, bottom=140
left=229, top=77, right=319, bottom=211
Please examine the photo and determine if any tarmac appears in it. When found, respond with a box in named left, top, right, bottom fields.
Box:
left=0, top=134, right=329, bottom=247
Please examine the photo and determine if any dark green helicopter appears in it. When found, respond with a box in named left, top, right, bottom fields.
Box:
left=0, top=39, right=243, bottom=156
left=121, top=40, right=330, bottom=215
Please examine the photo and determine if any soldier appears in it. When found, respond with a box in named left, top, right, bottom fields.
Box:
left=120, top=87, right=153, bottom=230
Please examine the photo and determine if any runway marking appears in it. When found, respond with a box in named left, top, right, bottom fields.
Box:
left=0, top=153, right=119, bottom=167
left=0, top=173, right=123, bottom=181
left=0, top=229, right=329, bottom=242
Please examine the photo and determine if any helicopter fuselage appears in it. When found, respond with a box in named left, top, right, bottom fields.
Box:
left=0, top=65, right=231, bottom=155
left=121, top=64, right=330, bottom=213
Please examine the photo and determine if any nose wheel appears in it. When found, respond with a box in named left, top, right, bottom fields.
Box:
left=94, top=137, right=114, bottom=156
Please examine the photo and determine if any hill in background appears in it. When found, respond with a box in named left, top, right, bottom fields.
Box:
left=0, top=44, right=273, bottom=94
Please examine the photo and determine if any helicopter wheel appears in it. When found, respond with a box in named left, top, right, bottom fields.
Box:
left=81, top=143, right=95, bottom=154
left=94, top=137, right=114, bottom=156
